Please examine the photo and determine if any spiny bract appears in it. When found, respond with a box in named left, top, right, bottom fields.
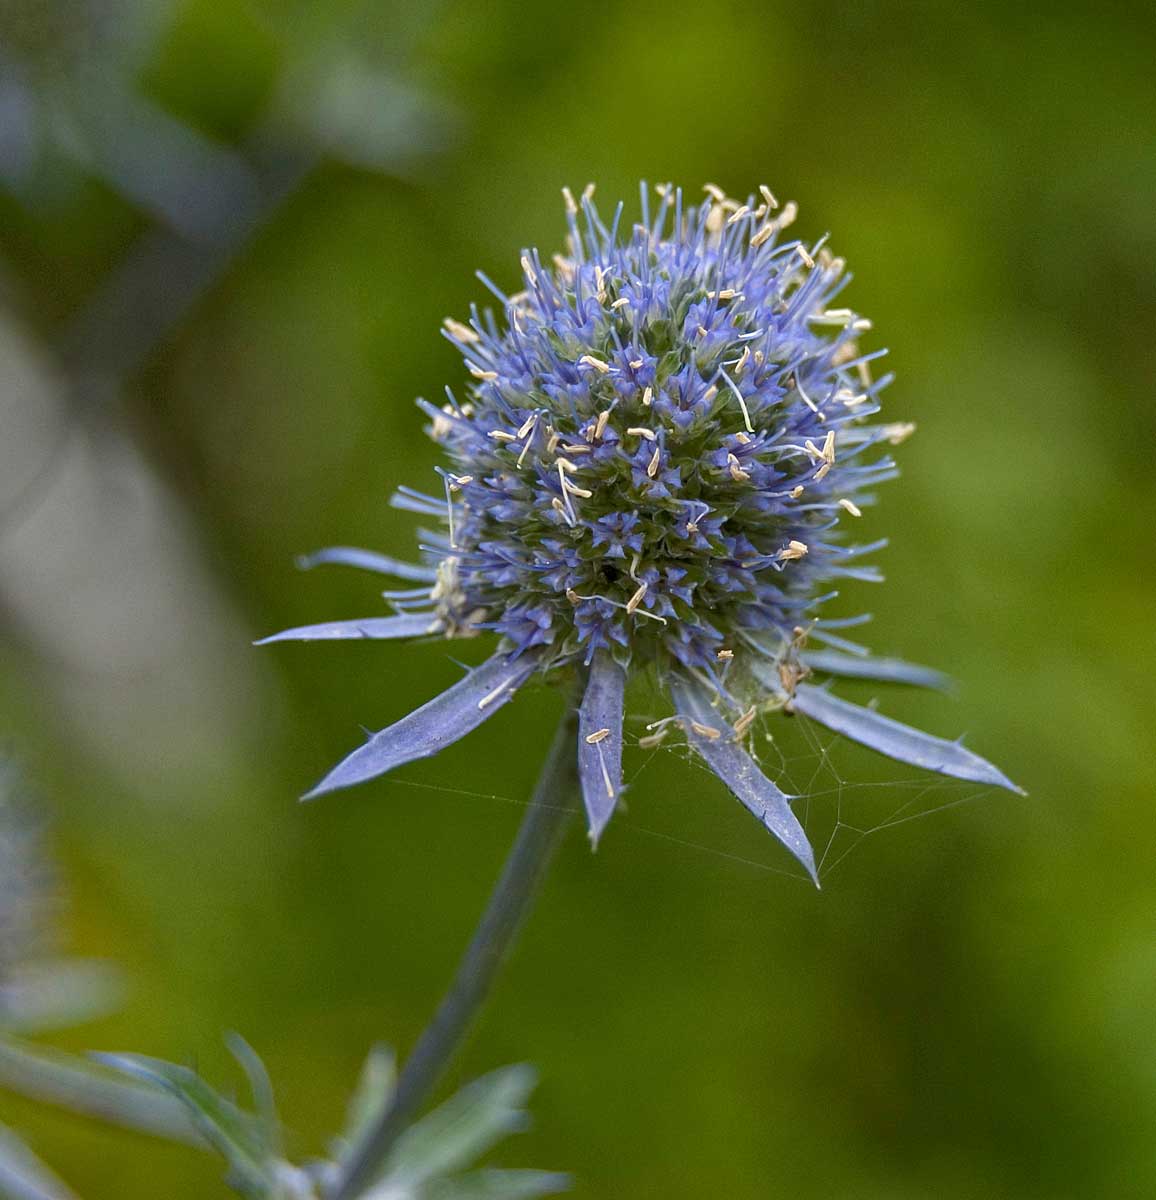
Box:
left=261, top=183, right=1020, bottom=885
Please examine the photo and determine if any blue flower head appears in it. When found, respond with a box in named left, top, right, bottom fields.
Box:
left=261, top=183, right=1021, bottom=884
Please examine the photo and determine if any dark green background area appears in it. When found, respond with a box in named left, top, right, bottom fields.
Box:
left=2, top=1, right=1155, bottom=1196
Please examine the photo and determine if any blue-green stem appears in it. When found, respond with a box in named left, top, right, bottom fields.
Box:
left=333, top=707, right=579, bottom=1199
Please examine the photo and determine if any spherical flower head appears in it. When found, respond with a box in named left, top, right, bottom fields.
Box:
left=430, top=182, right=893, bottom=683
left=261, top=183, right=1020, bottom=884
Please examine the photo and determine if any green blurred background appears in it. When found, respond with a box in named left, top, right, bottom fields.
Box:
left=2, top=0, right=1155, bottom=1195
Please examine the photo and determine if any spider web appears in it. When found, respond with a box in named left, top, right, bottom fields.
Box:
left=377, top=705, right=993, bottom=888
left=619, top=706, right=993, bottom=885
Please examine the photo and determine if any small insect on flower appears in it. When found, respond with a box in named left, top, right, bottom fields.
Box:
left=259, top=182, right=1021, bottom=886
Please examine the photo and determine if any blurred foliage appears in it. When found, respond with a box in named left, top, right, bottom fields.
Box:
left=0, top=1119, right=79, bottom=1199
left=101, top=1044, right=564, bottom=1199
left=1, top=0, right=1155, bottom=1197
left=0, top=760, right=120, bottom=1037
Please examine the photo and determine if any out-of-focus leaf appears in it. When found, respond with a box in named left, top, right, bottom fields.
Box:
left=0, top=64, right=38, bottom=187
left=335, top=1045, right=396, bottom=1169
left=0, top=1123, right=79, bottom=1200
left=0, top=68, right=255, bottom=237
left=0, top=1036, right=198, bottom=1143
left=68, top=85, right=261, bottom=242
left=0, top=959, right=123, bottom=1034
left=227, top=1034, right=283, bottom=1158
left=276, top=49, right=453, bottom=174
left=97, top=1054, right=273, bottom=1197
left=372, top=1065, right=537, bottom=1191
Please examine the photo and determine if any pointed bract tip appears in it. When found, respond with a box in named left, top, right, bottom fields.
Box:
left=990, top=771, right=1024, bottom=796
left=586, top=819, right=609, bottom=852
left=300, top=766, right=353, bottom=801
left=978, top=758, right=1025, bottom=796
left=299, top=780, right=332, bottom=803
left=966, top=752, right=1024, bottom=795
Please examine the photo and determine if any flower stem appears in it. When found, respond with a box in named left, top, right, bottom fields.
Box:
left=333, top=706, right=579, bottom=1199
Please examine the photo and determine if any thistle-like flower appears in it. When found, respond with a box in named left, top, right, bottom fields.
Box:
left=261, top=182, right=1020, bottom=884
